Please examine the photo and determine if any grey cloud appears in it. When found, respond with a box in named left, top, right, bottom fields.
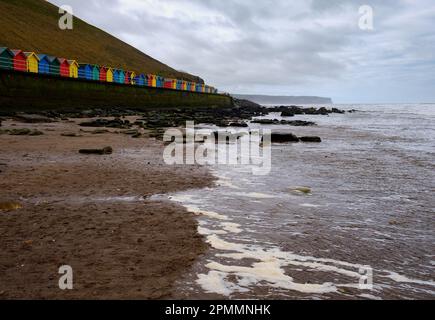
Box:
left=49, top=0, right=435, bottom=102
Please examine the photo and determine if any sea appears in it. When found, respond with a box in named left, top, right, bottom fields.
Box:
left=156, top=104, right=435, bottom=299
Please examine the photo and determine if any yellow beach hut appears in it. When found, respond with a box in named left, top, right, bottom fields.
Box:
left=68, top=60, right=79, bottom=78
left=24, top=52, right=39, bottom=73
left=106, top=67, right=114, bottom=82
left=151, top=74, right=157, bottom=87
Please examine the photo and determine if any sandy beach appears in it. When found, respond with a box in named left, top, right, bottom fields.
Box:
left=0, top=117, right=214, bottom=299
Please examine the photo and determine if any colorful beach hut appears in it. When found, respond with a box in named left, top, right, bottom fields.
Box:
left=11, top=50, right=27, bottom=72
left=176, top=80, right=182, bottom=90
left=159, top=76, right=166, bottom=88
left=24, top=52, right=39, bottom=73
left=163, top=79, right=173, bottom=89
left=146, top=74, right=152, bottom=87
left=135, top=74, right=146, bottom=86
left=78, top=63, right=93, bottom=80
left=106, top=67, right=113, bottom=82
left=58, top=58, right=71, bottom=77
left=113, top=69, right=125, bottom=84
left=99, top=66, right=108, bottom=82
left=124, top=71, right=136, bottom=85
left=68, top=60, right=79, bottom=78
left=171, top=79, right=177, bottom=90
left=91, top=65, right=100, bottom=81
left=46, top=56, right=60, bottom=76
left=36, top=54, right=50, bottom=74
left=0, top=47, right=14, bottom=70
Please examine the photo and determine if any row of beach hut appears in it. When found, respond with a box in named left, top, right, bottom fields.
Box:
left=0, top=47, right=218, bottom=94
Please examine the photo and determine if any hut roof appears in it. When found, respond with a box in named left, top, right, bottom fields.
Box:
left=0, top=47, right=14, bottom=57
left=58, top=58, right=70, bottom=65
left=11, top=49, right=26, bottom=57
left=23, top=52, right=40, bottom=61
left=68, top=60, right=79, bottom=67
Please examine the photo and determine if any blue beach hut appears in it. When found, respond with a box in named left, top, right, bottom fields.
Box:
left=78, top=64, right=93, bottom=80
left=36, top=54, right=50, bottom=74
left=156, top=76, right=164, bottom=88
left=113, top=69, right=125, bottom=84
left=176, top=80, right=182, bottom=90
left=135, top=74, right=146, bottom=86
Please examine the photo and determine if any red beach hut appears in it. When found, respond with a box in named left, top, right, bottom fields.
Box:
left=11, top=50, right=27, bottom=72
left=58, top=58, right=70, bottom=77
left=99, top=66, right=108, bottom=82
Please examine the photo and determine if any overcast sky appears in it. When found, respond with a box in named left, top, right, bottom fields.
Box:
left=48, top=0, right=435, bottom=103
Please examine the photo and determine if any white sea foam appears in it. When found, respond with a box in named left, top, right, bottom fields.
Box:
left=234, top=192, right=277, bottom=199
left=381, top=271, right=435, bottom=287
left=300, top=203, right=321, bottom=208
left=221, top=222, right=243, bottom=234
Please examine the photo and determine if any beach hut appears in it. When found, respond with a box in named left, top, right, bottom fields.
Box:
left=106, top=67, right=113, bottom=82
left=125, top=71, right=136, bottom=85
left=156, top=76, right=164, bottom=88
left=191, top=82, right=196, bottom=92
left=68, top=60, right=79, bottom=78
left=164, top=79, right=173, bottom=89
left=58, top=58, right=70, bottom=77
left=36, top=54, right=50, bottom=74
left=0, top=47, right=14, bottom=70
left=99, top=66, right=108, bottom=82
left=131, top=72, right=136, bottom=85
left=91, top=65, right=100, bottom=81
left=112, top=69, right=120, bottom=83
left=78, top=63, right=93, bottom=80
left=151, top=75, right=157, bottom=87
left=135, top=74, right=146, bottom=86
left=176, top=80, right=182, bottom=90
left=146, top=74, right=153, bottom=87
left=182, top=81, right=188, bottom=91
left=171, top=79, right=177, bottom=90
left=46, top=56, right=60, bottom=76
left=11, top=50, right=27, bottom=72
left=24, top=52, right=39, bottom=73
left=113, top=69, right=125, bottom=84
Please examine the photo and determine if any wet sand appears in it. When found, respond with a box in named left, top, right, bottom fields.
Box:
left=0, top=117, right=214, bottom=299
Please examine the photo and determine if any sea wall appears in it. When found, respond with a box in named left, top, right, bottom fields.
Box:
left=0, top=70, right=233, bottom=113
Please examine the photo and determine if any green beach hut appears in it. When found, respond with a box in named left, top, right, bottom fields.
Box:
left=0, top=47, right=14, bottom=70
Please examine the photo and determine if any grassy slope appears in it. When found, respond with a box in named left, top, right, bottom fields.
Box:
left=0, top=0, right=203, bottom=82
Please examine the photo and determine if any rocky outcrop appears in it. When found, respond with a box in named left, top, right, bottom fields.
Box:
left=79, top=146, right=113, bottom=155
left=271, top=133, right=300, bottom=143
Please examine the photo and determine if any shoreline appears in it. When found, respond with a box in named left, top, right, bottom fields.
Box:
left=0, top=117, right=215, bottom=299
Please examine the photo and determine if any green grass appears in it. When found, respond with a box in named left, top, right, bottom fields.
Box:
left=0, top=0, right=203, bottom=82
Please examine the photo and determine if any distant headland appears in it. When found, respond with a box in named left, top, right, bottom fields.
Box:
left=232, top=94, right=333, bottom=105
